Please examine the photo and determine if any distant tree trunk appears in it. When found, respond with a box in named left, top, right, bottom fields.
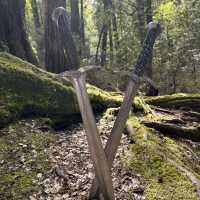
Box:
left=0, top=0, right=37, bottom=64
left=44, top=0, right=68, bottom=73
left=31, top=0, right=44, bottom=65
left=100, top=0, right=119, bottom=66
left=31, top=0, right=41, bottom=29
left=145, top=0, right=153, bottom=79
left=70, top=0, right=80, bottom=36
left=146, top=0, right=153, bottom=23
left=100, top=0, right=110, bottom=66
left=136, top=0, right=153, bottom=79
left=80, top=0, right=86, bottom=56
left=101, top=24, right=108, bottom=66
left=110, top=0, right=119, bottom=50
left=95, top=26, right=104, bottom=64
left=109, top=23, right=114, bottom=66
left=136, top=0, right=145, bottom=45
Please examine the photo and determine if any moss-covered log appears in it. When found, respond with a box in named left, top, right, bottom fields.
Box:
left=0, top=53, right=122, bottom=128
left=142, top=121, right=200, bottom=142
left=145, top=93, right=200, bottom=111
left=125, top=116, right=200, bottom=200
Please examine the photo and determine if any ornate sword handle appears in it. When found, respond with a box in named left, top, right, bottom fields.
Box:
left=52, top=7, right=80, bottom=70
left=132, top=22, right=161, bottom=77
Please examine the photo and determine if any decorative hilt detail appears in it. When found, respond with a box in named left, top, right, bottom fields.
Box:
left=56, top=65, right=101, bottom=82
left=52, top=7, right=69, bottom=27
left=132, top=22, right=161, bottom=77
left=52, top=7, right=80, bottom=70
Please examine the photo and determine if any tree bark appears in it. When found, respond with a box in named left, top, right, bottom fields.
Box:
left=70, top=0, right=81, bottom=37
left=80, top=0, right=85, bottom=54
left=101, top=24, right=108, bottom=66
left=31, top=0, right=41, bottom=29
left=145, top=0, right=153, bottom=79
left=136, top=0, right=145, bottom=45
left=0, top=0, right=38, bottom=64
left=136, top=0, right=153, bottom=79
left=95, top=26, right=104, bottom=64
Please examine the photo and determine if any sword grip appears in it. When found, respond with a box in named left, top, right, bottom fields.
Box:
left=52, top=7, right=80, bottom=70
left=133, top=22, right=161, bottom=76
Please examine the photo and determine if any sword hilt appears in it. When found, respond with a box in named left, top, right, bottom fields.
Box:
left=132, top=22, right=161, bottom=77
left=56, top=65, right=101, bottom=81
left=52, top=7, right=80, bottom=70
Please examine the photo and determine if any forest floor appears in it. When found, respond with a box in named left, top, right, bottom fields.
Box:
left=0, top=114, right=145, bottom=200
left=1, top=102, right=200, bottom=200
left=32, top=114, right=145, bottom=200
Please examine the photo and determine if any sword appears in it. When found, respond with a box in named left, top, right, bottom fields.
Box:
left=52, top=7, right=115, bottom=200
left=89, top=22, right=161, bottom=199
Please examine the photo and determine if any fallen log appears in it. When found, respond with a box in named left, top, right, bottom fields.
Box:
left=142, top=120, right=200, bottom=142
left=0, top=53, right=122, bottom=128
left=145, top=93, right=200, bottom=112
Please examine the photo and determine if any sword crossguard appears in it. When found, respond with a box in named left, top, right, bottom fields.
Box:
left=129, top=74, right=141, bottom=84
left=56, top=65, right=101, bottom=82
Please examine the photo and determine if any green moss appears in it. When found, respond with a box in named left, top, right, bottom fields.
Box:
left=145, top=178, right=197, bottom=200
left=0, top=53, right=124, bottom=128
left=87, top=84, right=122, bottom=110
left=133, top=96, right=152, bottom=114
left=145, top=93, right=200, bottom=109
left=0, top=119, right=57, bottom=200
left=124, top=116, right=199, bottom=200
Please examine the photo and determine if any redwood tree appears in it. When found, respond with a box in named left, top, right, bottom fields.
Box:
left=0, top=0, right=37, bottom=64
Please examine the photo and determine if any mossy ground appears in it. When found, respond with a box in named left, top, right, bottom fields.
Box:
left=0, top=119, right=57, bottom=200
left=124, top=116, right=200, bottom=200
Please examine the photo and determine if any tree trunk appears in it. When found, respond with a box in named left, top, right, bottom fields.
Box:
left=31, top=0, right=41, bottom=29
left=80, top=0, right=85, bottom=55
left=101, top=24, right=108, bottom=66
left=95, top=26, right=104, bottom=64
left=0, top=0, right=37, bottom=65
left=70, top=0, right=81, bottom=37
left=109, top=23, right=114, bottom=66
left=44, top=0, right=68, bottom=73
left=136, top=0, right=145, bottom=45
left=145, top=0, right=153, bottom=79
left=110, top=0, right=119, bottom=50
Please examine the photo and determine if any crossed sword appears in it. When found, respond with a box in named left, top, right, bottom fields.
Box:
left=52, top=7, right=161, bottom=200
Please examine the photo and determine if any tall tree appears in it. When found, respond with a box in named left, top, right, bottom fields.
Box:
left=97, top=0, right=119, bottom=66
left=44, top=0, right=68, bottom=73
left=70, top=0, right=81, bottom=37
left=0, top=0, right=37, bottom=64
left=145, top=0, right=153, bottom=78
left=136, top=0, right=153, bottom=79
left=31, top=0, right=41, bottom=29
left=80, top=0, right=85, bottom=53
left=136, top=0, right=145, bottom=45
